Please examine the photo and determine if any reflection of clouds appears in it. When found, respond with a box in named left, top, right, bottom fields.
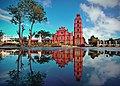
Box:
left=83, top=52, right=120, bottom=85
left=89, top=74, right=104, bottom=85
left=0, top=71, right=9, bottom=84
left=0, top=71, right=9, bottom=79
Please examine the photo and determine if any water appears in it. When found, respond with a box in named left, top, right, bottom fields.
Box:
left=0, top=47, right=120, bottom=86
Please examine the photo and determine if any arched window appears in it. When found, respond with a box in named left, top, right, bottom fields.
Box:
left=67, top=37, right=69, bottom=40
left=61, top=36, right=63, bottom=39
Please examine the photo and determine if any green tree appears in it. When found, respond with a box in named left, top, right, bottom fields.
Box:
left=35, top=30, right=51, bottom=38
left=8, top=3, right=25, bottom=46
left=8, top=0, right=47, bottom=47
left=88, top=35, right=99, bottom=46
left=23, top=36, right=27, bottom=41
left=108, top=38, right=114, bottom=44
left=0, top=30, right=4, bottom=36
left=20, top=0, right=47, bottom=47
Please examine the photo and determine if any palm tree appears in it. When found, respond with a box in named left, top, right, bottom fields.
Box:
left=26, top=49, right=46, bottom=86
left=8, top=0, right=47, bottom=47
left=35, top=30, right=51, bottom=38
left=0, top=30, right=4, bottom=36
left=21, top=0, right=47, bottom=47
left=8, top=2, right=26, bottom=46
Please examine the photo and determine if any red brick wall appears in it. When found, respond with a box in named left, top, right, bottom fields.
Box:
left=74, top=14, right=84, bottom=46
left=52, top=27, right=73, bottom=45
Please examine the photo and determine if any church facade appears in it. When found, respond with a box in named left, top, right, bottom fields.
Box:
left=52, top=14, right=84, bottom=46
left=52, top=27, right=73, bottom=45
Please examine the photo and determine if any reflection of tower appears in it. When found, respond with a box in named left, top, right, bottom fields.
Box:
left=74, top=14, right=84, bottom=46
left=73, top=48, right=85, bottom=81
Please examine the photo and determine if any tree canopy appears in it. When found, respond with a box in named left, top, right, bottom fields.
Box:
left=35, top=30, right=51, bottom=38
left=8, top=0, right=47, bottom=46
left=88, top=35, right=100, bottom=46
left=0, top=30, right=4, bottom=37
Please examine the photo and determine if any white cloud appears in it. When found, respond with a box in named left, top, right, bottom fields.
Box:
left=0, top=8, right=11, bottom=22
left=42, top=0, right=52, bottom=8
left=0, top=14, right=11, bottom=22
left=80, top=4, right=120, bottom=41
left=117, top=16, right=120, bottom=20
left=0, top=8, right=9, bottom=14
left=80, top=4, right=105, bottom=22
left=37, top=0, right=52, bottom=8
left=88, top=0, right=120, bottom=8
left=86, top=19, right=90, bottom=22
left=83, top=53, right=120, bottom=85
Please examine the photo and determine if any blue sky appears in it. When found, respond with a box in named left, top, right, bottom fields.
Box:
left=0, top=0, right=120, bottom=42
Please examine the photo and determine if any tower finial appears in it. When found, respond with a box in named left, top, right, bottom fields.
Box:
left=76, top=14, right=80, bottom=17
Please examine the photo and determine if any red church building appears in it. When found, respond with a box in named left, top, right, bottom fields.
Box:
left=52, top=27, right=73, bottom=45
left=52, top=14, right=85, bottom=46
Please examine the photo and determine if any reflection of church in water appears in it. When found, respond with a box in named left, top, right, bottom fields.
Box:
left=0, top=49, right=86, bottom=81
left=52, top=49, right=86, bottom=81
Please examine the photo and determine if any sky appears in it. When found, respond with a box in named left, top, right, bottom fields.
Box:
left=0, top=0, right=120, bottom=42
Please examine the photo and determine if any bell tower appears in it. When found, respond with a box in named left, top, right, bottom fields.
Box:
left=74, top=14, right=84, bottom=46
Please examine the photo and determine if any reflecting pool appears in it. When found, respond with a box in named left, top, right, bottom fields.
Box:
left=0, top=47, right=120, bottom=86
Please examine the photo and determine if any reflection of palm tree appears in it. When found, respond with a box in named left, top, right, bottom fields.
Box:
left=28, top=49, right=34, bottom=74
left=6, top=50, right=25, bottom=86
left=26, top=49, right=46, bottom=86
left=25, top=71, right=46, bottom=86
left=34, top=54, right=51, bottom=64
left=6, top=49, right=46, bottom=86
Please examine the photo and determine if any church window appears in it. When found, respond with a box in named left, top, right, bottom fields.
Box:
left=67, top=37, right=69, bottom=40
left=77, top=35, right=79, bottom=38
left=77, top=20, right=79, bottom=23
left=61, top=36, right=63, bottom=39
left=67, top=54, right=69, bottom=57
